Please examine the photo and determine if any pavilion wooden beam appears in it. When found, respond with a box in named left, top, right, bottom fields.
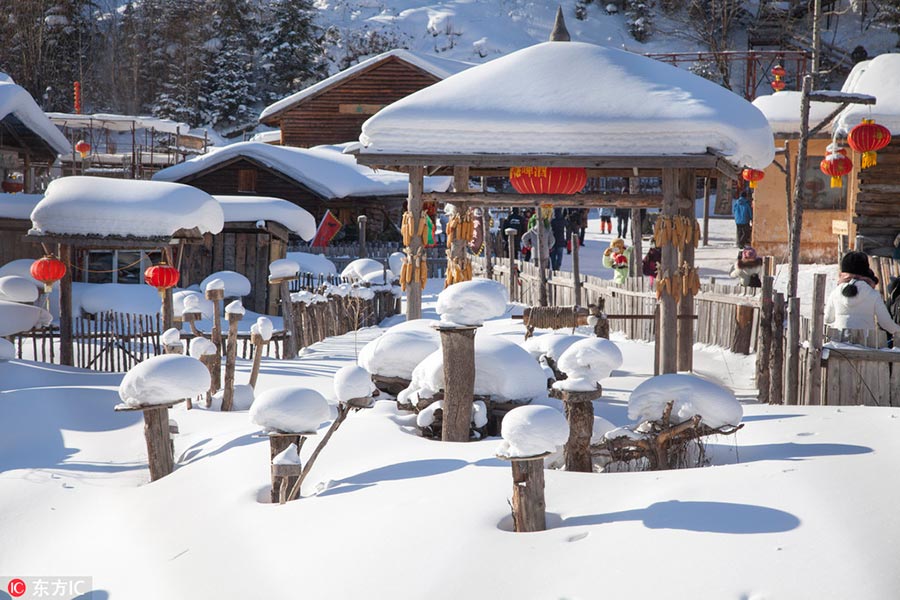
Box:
left=422, top=192, right=676, bottom=209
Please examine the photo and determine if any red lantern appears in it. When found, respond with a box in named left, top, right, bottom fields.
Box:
left=73, top=81, right=82, bottom=115
left=847, top=118, right=892, bottom=169
left=820, top=152, right=853, bottom=188
left=770, top=64, right=786, bottom=93
left=771, top=79, right=785, bottom=92
left=74, top=140, right=91, bottom=159
left=144, top=263, right=180, bottom=298
left=771, top=65, right=786, bottom=78
left=31, top=255, right=67, bottom=293
left=509, top=166, right=587, bottom=195
left=741, top=168, right=765, bottom=189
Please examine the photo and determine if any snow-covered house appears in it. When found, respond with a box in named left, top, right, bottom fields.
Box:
left=258, top=49, right=474, bottom=148
left=0, top=74, right=69, bottom=193
left=752, top=54, right=900, bottom=262
left=152, top=141, right=451, bottom=241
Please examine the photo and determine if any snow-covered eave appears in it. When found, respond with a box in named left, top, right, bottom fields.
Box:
left=350, top=146, right=744, bottom=178
left=24, top=227, right=206, bottom=247
left=259, top=50, right=471, bottom=123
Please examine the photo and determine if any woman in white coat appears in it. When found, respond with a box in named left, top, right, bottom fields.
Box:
left=824, top=251, right=900, bottom=336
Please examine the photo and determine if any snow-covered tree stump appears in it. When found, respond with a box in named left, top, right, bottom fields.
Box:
left=205, top=286, right=225, bottom=390
left=561, top=388, right=602, bottom=472
left=435, top=324, right=478, bottom=442
left=269, top=433, right=307, bottom=504
left=589, top=302, right=609, bottom=338
left=510, top=457, right=547, bottom=532
left=161, top=329, right=188, bottom=408
left=249, top=332, right=264, bottom=388
left=222, top=303, right=244, bottom=412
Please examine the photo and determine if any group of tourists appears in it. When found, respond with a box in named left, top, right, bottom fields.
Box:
left=500, top=207, right=588, bottom=271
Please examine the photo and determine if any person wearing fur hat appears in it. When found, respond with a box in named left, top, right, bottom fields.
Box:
left=730, top=247, right=763, bottom=287
left=825, top=251, right=900, bottom=335
left=602, top=238, right=633, bottom=285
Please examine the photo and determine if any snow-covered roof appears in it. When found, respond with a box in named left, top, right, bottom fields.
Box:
left=214, top=195, right=316, bottom=240
left=357, top=41, right=775, bottom=169
left=30, top=176, right=224, bottom=238
left=152, top=141, right=451, bottom=198
left=248, top=130, right=281, bottom=144
left=45, top=112, right=192, bottom=135
left=259, top=49, right=475, bottom=122
left=751, top=92, right=839, bottom=136
left=0, top=79, right=70, bottom=155
left=0, top=194, right=43, bottom=220
left=834, top=54, right=900, bottom=135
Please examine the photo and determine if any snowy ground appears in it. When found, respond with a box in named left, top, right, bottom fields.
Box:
left=2, top=277, right=899, bottom=599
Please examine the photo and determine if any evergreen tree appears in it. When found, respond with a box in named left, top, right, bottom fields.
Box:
left=259, top=0, right=326, bottom=102
left=153, top=0, right=208, bottom=125
left=626, top=0, right=654, bottom=43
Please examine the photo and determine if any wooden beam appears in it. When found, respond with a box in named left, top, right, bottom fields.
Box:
left=354, top=152, right=727, bottom=171
left=422, top=192, right=673, bottom=209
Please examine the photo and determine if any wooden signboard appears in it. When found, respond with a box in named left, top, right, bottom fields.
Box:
left=832, top=219, right=849, bottom=235
left=338, top=104, right=386, bottom=115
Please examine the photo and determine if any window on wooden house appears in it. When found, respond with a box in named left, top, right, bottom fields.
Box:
left=84, top=250, right=161, bottom=284
left=801, top=156, right=848, bottom=211
left=238, top=168, right=257, bottom=193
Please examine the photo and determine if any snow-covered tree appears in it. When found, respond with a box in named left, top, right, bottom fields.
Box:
left=259, top=0, right=327, bottom=102
left=626, top=0, right=654, bottom=42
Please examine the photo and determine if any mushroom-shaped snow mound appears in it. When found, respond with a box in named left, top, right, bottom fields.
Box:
left=201, top=271, right=251, bottom=297
left=410, top=334, right=546, bottom=401
left=388, top=252, right=405, bottom=276
left=250, top=387, right=330, bottom=434
left=268, top=258, right=300, bottom=282
left=628, top=373, right=742, bottom=429
left=0, top=338, right=14, bottom=360
left=358, top=327, right=440, bottom=379
left=436, top=278, right=507, bottom=326
left=334, top=365, right=377, bottom=403
left=0, top=259, right=42, bottom=287
left=31, top=176, right=224, bottom=237
left=341, top=258, right=385, bottom=281
left=251, top=316, right=274, bottom=341
left=0, top=275, right=40, bottom=303
left=0, top=299, right=52, bottom=336
left=188, top=337, right=218, bottom=358
left=554, top=337, right=624, bottom=391
left=174, top=290, right=214, bottom=319
left=118, top=354, right=211, bottom=408
left=286, top=252, right=337, bottom=275
left=520, top=333, right=584, bottom=361
left=497, top=405, right=569, bottom=458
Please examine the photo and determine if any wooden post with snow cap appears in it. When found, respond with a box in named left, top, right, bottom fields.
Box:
left=804, top=274, right=827, bottom=406
left=269, top=433, right=306, bottom=504
left=505, top=227, right=518, bottom=302
left=436, top=323, right=479, bottom=442
left=510, top=457, right=546, bottom=532
left=560, top=388, right=601, bottom=472
left=358, top=215, right=368, bottom=259
left=205, top=283, right=225, bottom=390
left=248, top=317, right=273, bottom=389
left=278, top=280, right=298, bottom=359
left=161, top=328, right=189, bottom=408
left=221, top=301, right=244, bottom=412
left=572, top=232, right=582, bottom=306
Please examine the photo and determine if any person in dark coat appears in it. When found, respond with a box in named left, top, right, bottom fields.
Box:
left=549, top=209, right=568, bottom=271
left=615, top=208, right=630, bottom=238
left=500, top=208, right=526, bottom=258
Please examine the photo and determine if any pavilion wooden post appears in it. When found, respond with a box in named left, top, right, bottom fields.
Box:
left=205, top=287, right=224, bottom=389
left=785, top=297, right=800, bottom=405
left=505, top=228, right=518, bottom=302
left=631, top=209, right=643, bottom=278
left=248, top=332, right=265, bottom=389
left=770, top=292, right=786, bottom=404
left=804, top=274, right=827, bottom=405
left=269, top=433, right=305, bottom=504
left=658, top=169, right=690, bottom=374
left=756, top=275, right=774, bottom=404
left=436, top=324, right=478, bottom=442
left=677, top=201, right=696, bottom=372
left=58, top=243, right=74, bottom=367
left=162, top=288, right=174, bottom=331
left=561, top=387, right=601, bottom=472
left=357, top=215, right=368, bottom=259
left=535, top=201, right=548, bottom=307
left=406, top=166, right=425, bottom=320
left=221, top=311, right=242, bottom=412
left=481, top=206, right=493, bottom=279
left=506, top=455, right=547, bottom=532
left=278, top=279, right=298, bottom=358
left=572, top=232, right=582, bottom=306
left=702, top=176, right=711, bottom=246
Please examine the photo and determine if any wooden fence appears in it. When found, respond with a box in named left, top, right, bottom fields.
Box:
left=295, top=242, right=448, bottom=279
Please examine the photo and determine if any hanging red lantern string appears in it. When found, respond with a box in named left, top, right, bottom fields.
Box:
left=144, top=262, right=180, bottom=299
left=847, top=118, right=891, bottom=169
left=741, top=167, right=765, bottom=189
left=820, top=148, right=853, bottom=188
left=31, top=255, right=67, bottom=293
left=73, top=81, right=82, bottom=115
left=770, top=64, right=786, bottom=92
left=509, top=166, right=587, bottom=195
left=74, top=140, right=91, bottom=159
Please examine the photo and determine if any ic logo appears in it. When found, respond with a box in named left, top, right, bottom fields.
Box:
left=7, top=578, right=26, bottom=597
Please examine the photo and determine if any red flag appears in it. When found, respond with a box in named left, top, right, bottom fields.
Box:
left=311, top=210, right=342, bottom=247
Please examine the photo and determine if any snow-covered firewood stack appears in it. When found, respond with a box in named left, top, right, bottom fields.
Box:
left=116, top=354, right=211, bottom=481
left=604, top=374, right=744, bottom=471
left=496, top=405, right=569, bottom=533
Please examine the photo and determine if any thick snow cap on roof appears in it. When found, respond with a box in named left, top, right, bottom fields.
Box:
left=0, top=79, right=70, bottom=155
left=30, top=176, right=224, bottom=238
left=45, top=112, right=191, bottom=135
left=752, top=92, right=839, bottom=136
left=359, top=41, right=774, bottom=170
left=0, top=194, right=43, bottom=221
left=835, top=55, right=900, bottom=135
left=153, top=142, right=451, bottom=198
left=214, top=195, right=316, bottom=240
left=259, top=49, right=475, bottom=121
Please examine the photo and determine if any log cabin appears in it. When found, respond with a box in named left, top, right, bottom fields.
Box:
left=258, top=49, right=473, bottom=148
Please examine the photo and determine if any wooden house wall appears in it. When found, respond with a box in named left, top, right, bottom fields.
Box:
left=271, top=57, right=441, bottom=148
left=846, top=137, right=900, bottom=255
left=0, top=218, right=42, bottom=265
left=753, top=137, right=845, bottom=263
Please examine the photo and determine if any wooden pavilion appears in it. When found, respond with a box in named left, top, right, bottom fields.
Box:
left=351, top=14, right=774, bottom=374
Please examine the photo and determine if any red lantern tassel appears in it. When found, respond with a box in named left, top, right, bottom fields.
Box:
left=862, top=150, right=877, bottom=170
left=830, top=176, right=842, bottom=188
left=749, top=180, right=757, bottom=189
